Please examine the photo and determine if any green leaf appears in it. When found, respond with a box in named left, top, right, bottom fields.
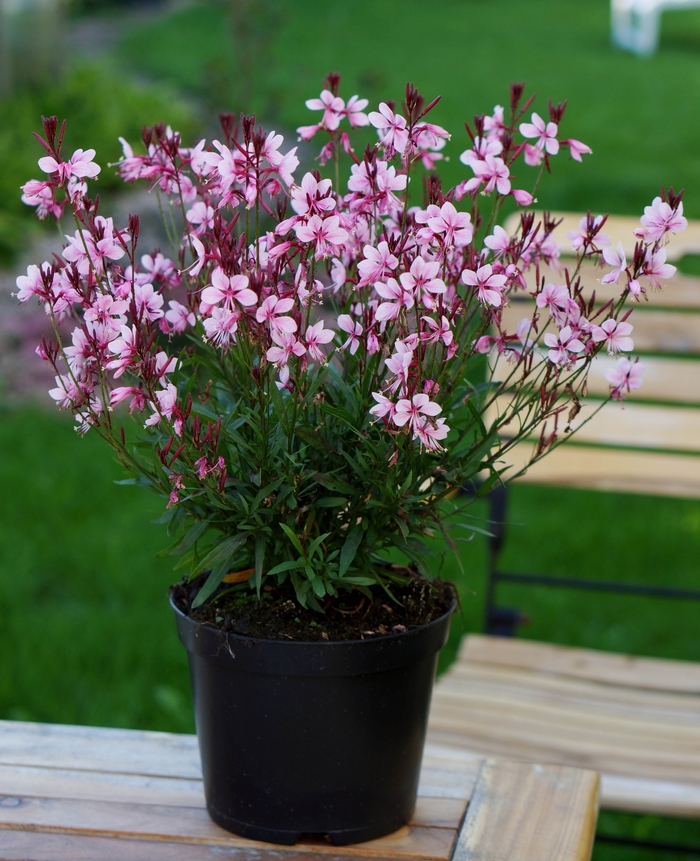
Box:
left=312, top=473, right=356, bottom=495
left=279, top=523, right=304, bottom=555
left=266, top=559, right=304, bottom=577
left=339, top=524, right=363, bottom=577
left=314, top=497, right=348, bottom=508
left=192, top=533, right=249, bottom=577
left=191, top=556, right=233, bottom=609
left=306, top=531, right=331, bottom=559
left=166, top=519, right=210, bottom=556
left=254, top=532, right=266, bottom=593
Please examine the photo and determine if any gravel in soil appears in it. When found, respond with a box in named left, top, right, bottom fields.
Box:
left=172, top=571, right=456, bottom=641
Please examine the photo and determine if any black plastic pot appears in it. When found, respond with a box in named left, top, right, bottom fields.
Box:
left=170, top=591, right=454, bottom=845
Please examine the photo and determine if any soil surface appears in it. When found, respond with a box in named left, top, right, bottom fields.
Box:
left=172, top=571, right=456, bottom=642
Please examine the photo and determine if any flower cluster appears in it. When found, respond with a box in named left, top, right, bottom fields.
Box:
left=16, top=79, right=686, bottom=608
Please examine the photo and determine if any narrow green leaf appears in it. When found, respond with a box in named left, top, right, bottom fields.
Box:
left=314, top=497, right=348, bottom=508
left=167, top=519, right=210, bottom=556
left=279, top=523, right=305, bottom=555
left=266, top=559, right=304, bottom=577
left=192, top=533, right=249, bottom=577
left=191, top=556, right=234, bottom=609
left=254, top=532, right=266, bottom=594
left=339, top=524, right=363, bottom=576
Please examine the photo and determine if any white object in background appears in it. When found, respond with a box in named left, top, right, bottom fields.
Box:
left=611, top=0, right=700, bottom=55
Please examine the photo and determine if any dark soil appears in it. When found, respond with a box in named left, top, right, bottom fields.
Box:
left=171, top=570, right=456, bottom=642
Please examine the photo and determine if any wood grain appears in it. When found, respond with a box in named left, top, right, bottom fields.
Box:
left=462, top=635, right=700, bottom=693
left=497, top=442, right=700, bottom=497
left=428, top=639, right=700, bottom=817
left=452, top=760, right=599, bottom=861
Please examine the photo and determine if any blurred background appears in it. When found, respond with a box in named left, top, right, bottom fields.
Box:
left=2, top=1, right=700, bottom=855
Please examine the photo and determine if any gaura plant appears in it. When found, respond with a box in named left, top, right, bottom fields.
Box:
left=16, top=76, right=687, bottom=614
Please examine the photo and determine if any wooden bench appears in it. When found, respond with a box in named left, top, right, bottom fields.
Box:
left=0, top=719, right=600, bottom=861
left=428, top=635, right=700, bottom=818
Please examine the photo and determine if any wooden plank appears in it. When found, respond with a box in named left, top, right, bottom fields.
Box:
left=418, top=744, right=482, bottom=800
left=0, top=720, right=202, bottom=779
left=491, top=352, right=700, bottom=405
left=501, top=302, right=700, bottom=355
left=0, top=794, right=457, bottom=859
left=499, top=442, right=700, bottom=497
left=503, top=211, right=700, bottom=262
left=461, top=635, right=700, bottom=694
left=0, top=829, right=433, bottom=861
left=0, top=763, right=205, bottom=807
left=491, top=397, right=700, bottom=453
left=452, top=759, right=598, bottom=861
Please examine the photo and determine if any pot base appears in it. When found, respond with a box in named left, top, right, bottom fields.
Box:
left=208, top=802, right=409, bottom=846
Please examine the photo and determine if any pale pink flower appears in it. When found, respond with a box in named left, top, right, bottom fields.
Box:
left=544, top=326, right=585, bottom=365
left=459, top=136, right=502, bottom=169
left=39, top=148, right=101, bottom=181
left=294, top=215, right=348, bottom=259
left=203, top=307, right=240, bottom=347
left=484, top=226, right=511, bottom=258
left=358, top=241, right=399, bottom=285
left=511, top=189, right=534, bottom=206
left=337, top=314, right=363, bottom=354
left=564, top=139, right=592, bottom=162
left=605, top=357, right=644, bottom=400
left=304, top=89, right=345, bottom=131
left=342, top=95, right=370, bottom=127
left=368, top=103, right=409, bottom=154
left=642, top=247, right=676, bottom=290
left=186, top=201, right=215, bottom=232
left=375, top=277, right=415, bottom=322
left=256, top=295, right=297, bottom=338
left=266, top=332, right=306, bottom=367
left=164, top=300, right=195, bottom=333
left=144, top=383, right=179, bottom=429
left=637, top=197, right=688, bottom=242
left=462, top=264, right=507, bottom=307
left=536, top=283, right=575, bottom=319
left=369, top=392, right=395, bottom=421
left=393, top=394, right=442, bottom=431
left=290, top=173, right=336, bottom=217
left=523, top=143, right=544, bottom=167
left=201, top=269, right=257, bottom=310
left=567, top=215, right=610, bottom=252
left=400, top=256, right=446, bottom=308
left=134, top=283, right=165, bottom=322
left=416, top=202, right=473, bottom=248
left=519, top=113, right=559, bottom=155
left=414, top=415, right=449, bottom=451
left=591, top=318, right=634, bottom=354
left=304, top=320, right=335, bottom=362
left=471, top=155, right=511, bottom=195
left=601, top=242, right=627, bottom=284
left=484, top=105, right=506, bottom=140
left=15, top=263, right=51, bottom=303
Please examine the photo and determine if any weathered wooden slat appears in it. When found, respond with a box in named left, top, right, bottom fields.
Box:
left=0, top=829, right=425, bottom=861
left=417, top=744, right=482, bottom=800
left=503, top=211, right=700, bottom=262
left=462, top=635, right=700, bottom=693
left=490, top=396, right=700, bottom=455
left=0, top=720, right=201, bottom=779
left=452, top=760, right=598, bottom=861
left=497, top=442, right=700, bottom=497
left=502, top=302, right=700, bottom=355
left=491, top=352, right=700, bottom=405
left=0, top=795, right=458, bottom=859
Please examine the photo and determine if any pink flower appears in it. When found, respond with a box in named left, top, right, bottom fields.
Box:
left=642, top=247, right=676, bottom=290
left=369, top=392, right=395, bottom=421
left=637, top=197, right=688, bottom=243
left=134, top=283, right=165, bottom=322
left=375, top=277, right=415, bottom=322
left=203, top=307, right=241, bottom=347
left=337, top=314, right=363, bottom=354
left=511, top=189, right=534, bottom=206
left=357, top=241, right=399, bottom=284
left=416, top=202, right=473, bottom=248
left=294, top=215, right=348, bottom=259
left=164, top=301, right=195, bottom=333
left=368, top=103, right=409, bottom=154
left=256, top=296, right=297, bottom=338
left=144, top=383, right=179, bottom=429
left=564, top=139, right=592, bottom=162
left=399, top=256, right=446, bottom=308
left=342, top=95, right=370, bottom=127
left=484, top=226, right=511, bottom=258
left=519, top=113, right=559, bottom=155
left=290, top=173, right=336, bottom=217
left=39, top=148, right=101, bottom=181
left=304, top=89, right=345, bottom=131
left=392, top=394, right=442, bottom=431
left=591, top=318, right=634, bottom=354
left=605, top=357, right=644, bottom=400
left=414, top=415, right=449, bottom=451
left=462, top=264, right=507, bottom=307
left=601, top=242, right=627, bottom=284
left=201, top=269, right=257, bottom=310
left=304, top=320, right=335, bottom=362
left=544, top=326, right=585, bottom=365
left=266, top=332, right=306, bottom=368
left=471, top=155, right=511, bottom=195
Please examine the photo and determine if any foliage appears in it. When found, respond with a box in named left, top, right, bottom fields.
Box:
left=14, top=76, right=684, bottom=609
left=0, top=61, right=195, bottom=264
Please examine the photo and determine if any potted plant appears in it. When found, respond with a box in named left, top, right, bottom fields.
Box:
left=15, top=75, right=685, bottom=844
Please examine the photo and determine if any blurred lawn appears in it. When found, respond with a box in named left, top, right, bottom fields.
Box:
left=3, top=1, right=700, bottom=857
